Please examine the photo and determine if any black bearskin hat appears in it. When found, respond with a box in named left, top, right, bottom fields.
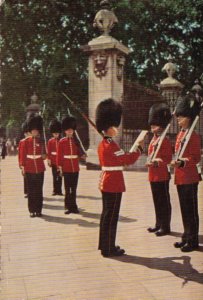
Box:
left=148, top=102, right=172, bottom=128
left=21, top=120, right=29, bottom=133
left=49, top=119, right=61, bottom=133
left=96, top=98, right=122, bottom=133
left=175, top=94, right=201, bottom=121
left=27, top=115, right=43, bottom=132
left=62, top=116, right=77, bottom=131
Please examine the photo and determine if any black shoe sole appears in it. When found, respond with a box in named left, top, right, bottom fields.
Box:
left=101, top=249, right=125, bottom=257
left=64, top=210, right=79, bottom=214
left=155, top=230, right=171, bottom=236
left=181, top=245, right=199, bottom=252
left=147, top=227, right=160, bottom=233
left=36, top=213, right=42, bottom=217
left=174, top=241, right=186, bottom=248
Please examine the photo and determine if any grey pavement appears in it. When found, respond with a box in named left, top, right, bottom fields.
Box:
left=1, top=156, right=203, bottom=300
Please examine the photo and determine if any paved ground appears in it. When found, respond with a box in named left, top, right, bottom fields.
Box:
left=1, top=156, right=203, bottom=300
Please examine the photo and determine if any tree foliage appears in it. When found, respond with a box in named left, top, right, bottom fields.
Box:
left=0, top=0, right=203, bottom=129
left=114, top=0, right=203, bottom=85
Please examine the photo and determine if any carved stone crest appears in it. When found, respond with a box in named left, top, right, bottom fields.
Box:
left=92, top=50, right=108, bottom=78
left=116, top=54, right=125, bottom=81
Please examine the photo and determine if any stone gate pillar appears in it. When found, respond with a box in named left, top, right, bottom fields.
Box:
left=159, top=55, right=184, bottom=134
left=83, top=0, right=130, bottom=166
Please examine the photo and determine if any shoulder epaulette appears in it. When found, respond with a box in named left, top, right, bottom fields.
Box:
left=24, top=136, right=30, bottom=142
left=104, top=137, right=112, bottom=143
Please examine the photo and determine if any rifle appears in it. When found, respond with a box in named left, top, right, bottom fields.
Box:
left=176, top=101, right=203, bottom=160
left=62, top=92, right=103, bottom=137
left=129, top=130, right=148, bottom=153
left=67, top=107, right=87, bottom=156
left=147, top=109, right=176, bottom=163
left=40, top=101, right=48, bottom=154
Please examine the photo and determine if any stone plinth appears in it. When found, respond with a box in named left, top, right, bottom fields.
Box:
left=83, top=35, right=130, bottom=166
left=159, top=77, right=183, bottom=135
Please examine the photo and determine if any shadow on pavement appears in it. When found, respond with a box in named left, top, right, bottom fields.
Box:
left=119, top=215, right=137, bottom=223
left=43, top=203, right=64, bottom=210
left=112, top=254, right=203, bottom=286
left=79, top=209, right=137, bottom=223
left=44, top=197, right=64, bottom=202
left=41, top=214, right=99, bottom=227
left=42, top=206, right=137, bottom=223
left=77, top=195, right=101, bottom=200
left=44, top=195, right=101, bottom=202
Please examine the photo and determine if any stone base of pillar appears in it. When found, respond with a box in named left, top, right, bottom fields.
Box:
left=86, top=162, right=101, bottom=170
left=86, top=148, right=101, bottom=170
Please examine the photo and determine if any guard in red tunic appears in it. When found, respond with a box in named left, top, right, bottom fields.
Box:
left=96, top=98, right=145, bottom=257
left=19, top=115, right=46, bottom=217
left=18, top=120, right=30, bottom=198
left=171, top=94, right=201, bottom=252
left=47, top=119, right=63, bottom=196
left=57, top=116, right=86, bottom=214
left=146, top=103, right=172, bottom=236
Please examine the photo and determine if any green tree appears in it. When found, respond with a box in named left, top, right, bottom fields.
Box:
left=114, top=0, right=203, bottom=86
left=1, top=0, right=202, bottom=131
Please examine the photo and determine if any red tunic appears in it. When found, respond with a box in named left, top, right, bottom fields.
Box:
left=98, top=137, right=141, bottom=193
left=174, top=131, right=201, bottom=185
left=57, top=137, right=80, bottom=173
left=18, top=137, right=28, bottom=167
left=148, top=135, right=172, bottom=182
left=19, top=136, right=46, bottom=173
left=47, top=137, right=60, bottom=166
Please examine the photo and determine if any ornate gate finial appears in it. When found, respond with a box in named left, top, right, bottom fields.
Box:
left=93, top=0, right=118, bottom=36
left=162, top=55, right=176, bottom=78
left=191, top=79, right=203, bottom=102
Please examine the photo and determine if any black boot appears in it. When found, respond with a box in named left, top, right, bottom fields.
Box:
left=174, top=241, right=186, bottom=248
left=155, top=228, right=170, bottom=236
left=181, top=242, right=199, bottom=252
left=147, top=226, right=160, bottom=233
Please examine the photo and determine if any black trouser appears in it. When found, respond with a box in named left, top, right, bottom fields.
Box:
left=99, top=192, right=122, bottom=253
left=63, top=172, right=79, bottom=211
left=52, top=165, right=62, bottom=194
left=24, top=176, right=28, bottom=194
left=150, top=180, right=171, bottom=230
left=177, top=183, right=199, bottom=245
left=26, top=172, right=44, bottom=213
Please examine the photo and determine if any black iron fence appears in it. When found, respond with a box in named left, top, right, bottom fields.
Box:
left=121, top=129, right=152, bottom=154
